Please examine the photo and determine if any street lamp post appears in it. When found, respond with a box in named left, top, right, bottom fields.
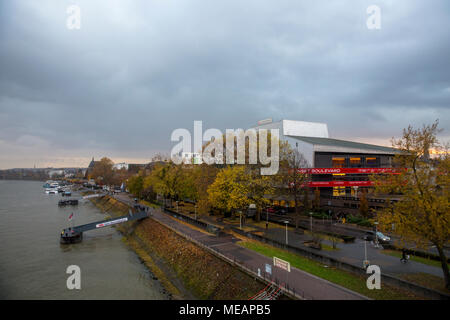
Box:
left=284, top=221, right=289, bottom=245
left=266, top=207, right=269, bottom=229
left=309, top=212, right=313, bottom=234
left=194, top=204, right=197, bottom=220
left=363, top=239, right=370, bottom=268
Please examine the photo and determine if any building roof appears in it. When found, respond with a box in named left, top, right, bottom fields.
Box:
left=289, top=136, right=397, bottom=154
left=88, top=157, right=97, bottom=168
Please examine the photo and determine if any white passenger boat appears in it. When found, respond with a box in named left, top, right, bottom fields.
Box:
left=45, top=188, right=58, bottom=194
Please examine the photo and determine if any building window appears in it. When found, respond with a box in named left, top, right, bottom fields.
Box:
left=333, top=187, right=346, bottom=196
left=349, top=157, right=361, bottom=167
left=332, top=173, right=345, bottom=181
left=366, top=157, right=378, bottom=167
left=332, top=157, right=345, bottom=168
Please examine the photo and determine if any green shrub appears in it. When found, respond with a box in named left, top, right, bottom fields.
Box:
left=357, top=220, right=373, bottom=228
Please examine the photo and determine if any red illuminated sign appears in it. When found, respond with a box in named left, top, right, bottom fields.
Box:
left=307, top=181, right=373, bottom=187
left=297, top=168, right=401, bottom=174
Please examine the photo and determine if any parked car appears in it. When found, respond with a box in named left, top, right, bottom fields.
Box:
left=376, top=231, right=391, bottom=243
left=274, top=206, right=288, bottom=215
left=363, top=231, right=391, bottom=243
left=266, top=207, right=277, bottom=214
left=246, top=204, right=257, bottom=218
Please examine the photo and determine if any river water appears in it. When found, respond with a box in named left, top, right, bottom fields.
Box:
left=0, top=180, right=168, bottom=299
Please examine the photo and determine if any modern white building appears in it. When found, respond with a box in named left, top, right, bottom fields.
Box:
left=252, top=119, right=395, bottom=168
left=253, top=119, right=329, bottom=139
left=252, top=118, right=399, bottom=215
left=252, top=119, right=329, bottom=167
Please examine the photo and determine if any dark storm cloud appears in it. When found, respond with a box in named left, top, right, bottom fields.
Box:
left=0, top=0, right=449, bottom=168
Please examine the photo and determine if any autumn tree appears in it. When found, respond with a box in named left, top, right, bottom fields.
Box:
left=207, top=166, right=251, bottom=217
left=127, top=174, right=144, bottom=199
left=111, top=167, right=130, bottom=186
left=371, top=120, right=450, bottom=289
left=91, top=157, right=114, bottom=185
left=245, top=168, right=275, bottom=221
left=145, top=162, right=193, bottom=207
left=202, top=129, right=280, bottom=175
left=151, top=153, right=170, bottom=162
left=201, top=129, right=281, bottom=218
left=275, top=144, right=311, bottom=230
left=313, top=187, right=321, bottom=211
left=189, top=164, right=219, bottom=216
left=359, top=188, right=369, bottom=217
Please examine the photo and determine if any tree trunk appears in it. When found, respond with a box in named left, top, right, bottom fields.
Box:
left=436, top=245, right=450, bottom=289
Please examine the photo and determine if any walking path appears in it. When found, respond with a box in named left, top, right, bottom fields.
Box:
left=240, top=221, right=445, bottom=278
left=197, top=213, right=445, bottom=279
left=114, top=194, right=368, bottom=300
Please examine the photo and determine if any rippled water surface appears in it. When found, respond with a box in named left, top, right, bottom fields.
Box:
left=0, top=180, right=167, bottom=299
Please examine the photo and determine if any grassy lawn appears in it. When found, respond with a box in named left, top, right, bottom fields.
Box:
left=250, top=220, right=296, bottom=231
left=303, top=230, right=343, bottom=242
left=398, top=273, right=450, bottom=294
left=381, top=250, right=449, bottom=269
left=238, top=240, right=423, bottom=300
left=236, top=226, right=258, bottom=232
left=139, top=200, right=160, bottom=208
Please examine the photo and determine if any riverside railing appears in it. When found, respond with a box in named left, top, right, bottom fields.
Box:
left=149, top=210, right=310, bottom=300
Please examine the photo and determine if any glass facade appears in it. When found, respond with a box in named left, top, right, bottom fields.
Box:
left=332, top=157, right=345, bottom=168
left=349, top=157, right=361, bottom=167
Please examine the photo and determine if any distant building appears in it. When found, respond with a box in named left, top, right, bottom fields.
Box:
left=181, top=152, right=202, bottom=164
left=84, top=157, right=99, bottom=178
left=48, top=169, right=64, bottom=177
left=128, top=163, right=146, bottom=174
left=113, top=162, right=129, bottom=170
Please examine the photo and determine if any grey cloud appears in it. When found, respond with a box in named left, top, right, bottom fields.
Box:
left=0, top=0, right=449, bottom=168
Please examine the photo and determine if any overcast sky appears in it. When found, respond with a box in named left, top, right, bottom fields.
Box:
left=0, top=0, right=449, bottom=169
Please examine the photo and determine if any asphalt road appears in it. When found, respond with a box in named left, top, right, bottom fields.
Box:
left=114, top=193, right=368, bottom=300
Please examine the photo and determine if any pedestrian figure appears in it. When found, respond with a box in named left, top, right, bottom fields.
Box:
left=401, top=249, right=409, bottom=263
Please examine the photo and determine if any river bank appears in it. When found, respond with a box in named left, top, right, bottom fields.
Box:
left=90, top=195, right=266, bottom=300
left=0, top=180, right=167, bottom=299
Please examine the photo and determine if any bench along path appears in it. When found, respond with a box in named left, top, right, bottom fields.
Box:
left=114, top=194, right=368, bottom=300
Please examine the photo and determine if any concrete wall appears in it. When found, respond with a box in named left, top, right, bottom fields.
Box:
left=252, top=120, right=329, bottom=140
left=251, top=120, right=324, bottom=167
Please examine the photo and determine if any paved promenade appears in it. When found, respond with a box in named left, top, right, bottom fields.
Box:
left=114, top=194, right=368, bottom=300
left=235, top=219, right=445, bottom=278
